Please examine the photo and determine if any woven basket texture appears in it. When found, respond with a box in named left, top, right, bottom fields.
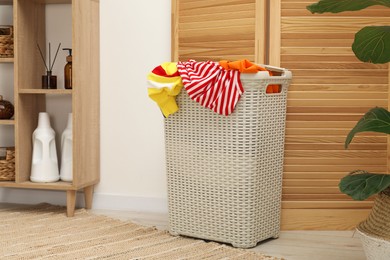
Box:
left=358, top=191, right=390, bottom=241
left=357, top=190, right=390, bottom=259
left=165, top=70, right=291, bottom=248
left=0, top=147, right=15, bottom=181
left=0, top=25, right=14, bottom=58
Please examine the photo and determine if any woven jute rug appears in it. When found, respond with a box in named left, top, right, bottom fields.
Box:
left=0, top=204, right=281, bottom=259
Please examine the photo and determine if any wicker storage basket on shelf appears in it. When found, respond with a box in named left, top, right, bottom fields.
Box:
left=0, top=147, right=15, bottom=181
left=164, top=65, right=292, bottom=248
left=357, top=189, right=390, bottom=260
left=0, top=25, right=14, bottom=58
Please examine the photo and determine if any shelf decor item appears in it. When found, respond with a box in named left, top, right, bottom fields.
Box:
left=60, top=113, right=73, bottom=182
left=37, top=42, right=61, bottom=89
left=30, top=112, right=60, bottom=183
left=0, top=147, right=15, bottom=181
left=0, top=25, right=13, bottom=58
left=42, top=71, right=57, bottom=89
left=63, top=48, right=72, bottom=89
left=0, top=95, right=14, bottom=119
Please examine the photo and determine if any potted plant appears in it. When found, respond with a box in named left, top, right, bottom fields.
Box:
left=307, top=0, right=390, bottom=259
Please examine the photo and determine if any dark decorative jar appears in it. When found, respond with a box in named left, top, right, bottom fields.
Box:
left=0, top=95, right=14, bottom=119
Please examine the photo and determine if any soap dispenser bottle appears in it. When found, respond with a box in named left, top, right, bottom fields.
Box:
left=63, top=48, right=72, bottom=89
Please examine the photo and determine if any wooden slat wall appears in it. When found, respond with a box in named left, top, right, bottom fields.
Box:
left=172, top=0, right=389, bottom=229
left=172, top=0, right=266, bottom=63
left=274, top=0, right=390, bottom=229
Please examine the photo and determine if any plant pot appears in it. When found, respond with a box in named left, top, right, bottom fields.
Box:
left=357, top=189, right=390, bottom=260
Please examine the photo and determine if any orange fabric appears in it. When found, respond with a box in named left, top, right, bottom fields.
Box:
left=266, top=84, right=280, bottom=94
left=219, top=59, right=269, bottom=73
left=219, top=59, right=280, bottom=93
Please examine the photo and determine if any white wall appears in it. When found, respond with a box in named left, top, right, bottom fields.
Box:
left=98, top=0, right=171, bottom=210
left=0, top=0, right=171, bottom=213
left=45, top=4, right=72, bottom=161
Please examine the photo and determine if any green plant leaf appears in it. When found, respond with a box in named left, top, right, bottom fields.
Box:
left=339, top=172, right=390, bottom=200
left=345, top=107, right=390, bottom=148
left=352, top=26, right=390, bottom=64
left=307, top=0, right=390, bottom=14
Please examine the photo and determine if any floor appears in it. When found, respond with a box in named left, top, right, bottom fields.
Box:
left=0, top=203, right=366, bottom=260
left=91, top=208, right=366, bottom=260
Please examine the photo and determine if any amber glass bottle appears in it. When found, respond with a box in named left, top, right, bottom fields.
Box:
left=63, top=48, right=72, bottom=89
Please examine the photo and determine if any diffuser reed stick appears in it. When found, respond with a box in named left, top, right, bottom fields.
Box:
left=49, top=43, right=51, bottom=73
left=37, top=42, right=61, bottom=89
left=37, top=43, right=49, bottom=71
left=37, top=42, right=62, bottom=71
left=50, top=43, right=61, bottom=71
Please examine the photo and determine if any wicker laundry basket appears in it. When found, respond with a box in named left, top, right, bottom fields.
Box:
left=164, top=65, right=292, bottom=248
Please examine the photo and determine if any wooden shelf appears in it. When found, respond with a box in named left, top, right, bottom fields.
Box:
left=2, top=0, right=100, bottom=217
left=0, top=181, right=75, bottom=190
left=0, top=58, right=14, bottom=63
left=0, top=119, right=15, bottom=125
left=37, top=0, right=72, bottom=4
left=0, top=0, right=72, bottom=6
left=19, top=89, right=72, bottom=95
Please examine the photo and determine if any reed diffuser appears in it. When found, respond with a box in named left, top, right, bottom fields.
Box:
left=37, top=42, right=61, bottom=89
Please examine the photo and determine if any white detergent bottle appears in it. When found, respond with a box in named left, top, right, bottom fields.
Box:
left=30, top=112, right=60, bottom=182
left=60, top=113, right=73, bottom=182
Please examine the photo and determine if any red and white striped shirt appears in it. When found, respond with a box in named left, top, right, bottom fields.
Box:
left=177, top=60, right=244, bottom=116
